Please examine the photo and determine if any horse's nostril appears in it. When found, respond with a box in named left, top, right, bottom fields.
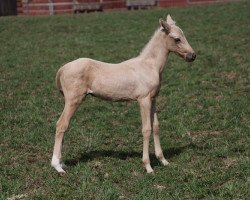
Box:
left=192, top=53, right=196, bottom=60
left=186, top=52, right=196, bottom=62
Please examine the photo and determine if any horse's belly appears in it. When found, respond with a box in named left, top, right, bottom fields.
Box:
left=90, top=77, right=138, bottom=101
left=88, top=67, right=160, bottom=101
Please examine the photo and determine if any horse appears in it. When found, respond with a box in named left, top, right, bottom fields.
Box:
left=51, top=15, right=196, bottom=174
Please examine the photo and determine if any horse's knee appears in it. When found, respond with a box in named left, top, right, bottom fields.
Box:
left=142, top=128, right=152, bottom=138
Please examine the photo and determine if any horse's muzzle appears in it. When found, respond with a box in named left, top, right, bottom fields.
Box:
left=186, top=52, right=196, bottom=62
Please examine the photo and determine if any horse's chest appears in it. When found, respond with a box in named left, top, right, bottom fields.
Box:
left=135, top=74, right=161, bottom=98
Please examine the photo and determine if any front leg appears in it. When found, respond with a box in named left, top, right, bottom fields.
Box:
left=138, top=97, right=154, bottom=173
left=151, top=100, right=169, bottom=166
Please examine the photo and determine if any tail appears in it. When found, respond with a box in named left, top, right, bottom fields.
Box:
left=56, top=68, right=63, bottom=95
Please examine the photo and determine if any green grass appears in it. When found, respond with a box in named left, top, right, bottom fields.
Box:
left=0, top=2, right=249, bottom=199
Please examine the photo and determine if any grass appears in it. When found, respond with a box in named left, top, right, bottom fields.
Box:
left=0, top=2, right=249, bottom=199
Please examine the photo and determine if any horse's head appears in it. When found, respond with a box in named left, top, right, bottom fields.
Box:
left=160, top=15, right=196, bottom=62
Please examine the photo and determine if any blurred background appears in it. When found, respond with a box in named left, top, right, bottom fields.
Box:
left=0, top=0, right=239, bottom=16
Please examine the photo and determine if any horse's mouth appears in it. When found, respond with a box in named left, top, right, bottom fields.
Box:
left=176, top=52, right=196, bottom=62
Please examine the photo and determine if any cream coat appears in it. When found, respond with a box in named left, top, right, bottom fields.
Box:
left=51, top=15, right=196, bottom=173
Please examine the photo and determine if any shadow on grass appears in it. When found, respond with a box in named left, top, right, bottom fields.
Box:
left=65, top=150, right=141, bottom=166
left=65, top=142, right=200, bottom=167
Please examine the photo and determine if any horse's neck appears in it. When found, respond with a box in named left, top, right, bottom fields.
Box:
left=139, top=28, right=169, bottom=73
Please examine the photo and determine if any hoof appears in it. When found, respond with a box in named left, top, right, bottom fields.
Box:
left=52, top=163, right=66, bottom=173
left=146, top=168, right=154, bottom=174
left=59, top=171, right=66, bottom=176
left=56, top=166, right=66, bottom=173
left=161, top=159, right=170, bottom=166
left=51, top=157, right=67, bottom=173
left=144, top=164, right=154, bottom=174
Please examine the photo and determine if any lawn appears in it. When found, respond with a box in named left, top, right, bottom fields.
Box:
left=0, top=1, right=249, bottom=199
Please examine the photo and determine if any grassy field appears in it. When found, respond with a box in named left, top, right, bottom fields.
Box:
left=0, top=2, right=249, bottom=199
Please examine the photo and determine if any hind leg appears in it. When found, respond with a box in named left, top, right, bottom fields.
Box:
left=51, top=94, right=85, bottom=173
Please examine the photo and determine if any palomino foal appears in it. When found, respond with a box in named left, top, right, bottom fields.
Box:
left=51, top=15, right=196, bottom=174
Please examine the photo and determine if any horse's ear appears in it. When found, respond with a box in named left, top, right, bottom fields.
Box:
left=159, top=18, right=170, bottom=33
left=166, top=14, right=176, bottom=26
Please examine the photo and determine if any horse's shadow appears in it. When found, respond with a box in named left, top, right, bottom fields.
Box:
left=65, top=142, right=200, bottom=167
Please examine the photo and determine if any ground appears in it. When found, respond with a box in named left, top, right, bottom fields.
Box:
left=0, top=2, right=249, bottom=199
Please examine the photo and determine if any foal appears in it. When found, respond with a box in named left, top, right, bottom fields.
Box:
left=51, top=15, right=196, bottom=173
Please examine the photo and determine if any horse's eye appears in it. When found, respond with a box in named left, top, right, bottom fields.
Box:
left=174, top=38, right=181, bottom=43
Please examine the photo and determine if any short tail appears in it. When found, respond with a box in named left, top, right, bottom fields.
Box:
left=56, top=68, right=63, bottom=94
